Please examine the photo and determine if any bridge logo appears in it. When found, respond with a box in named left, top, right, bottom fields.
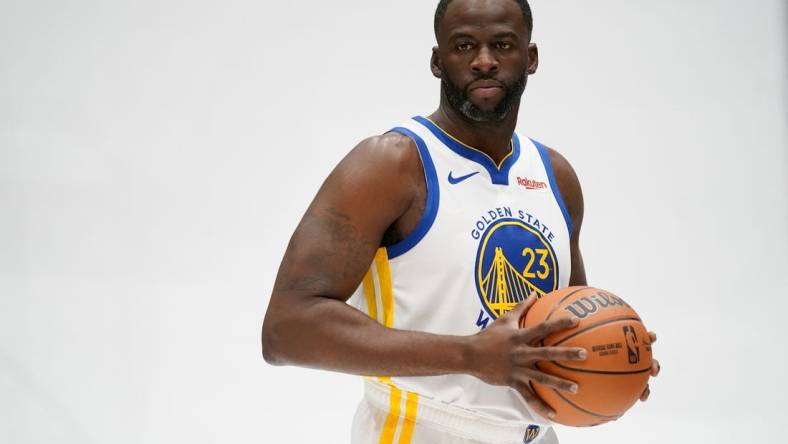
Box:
left=474, top=218, right=559, bottom=320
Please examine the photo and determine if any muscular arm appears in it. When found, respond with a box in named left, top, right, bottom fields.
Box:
left=547, top=148, right=587, bottom=286
left=262, top=134, right=587, bottom=417
left=262, top=133, right=475, bottom=377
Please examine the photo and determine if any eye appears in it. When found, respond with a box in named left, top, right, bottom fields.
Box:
left=457, top=42, right=474, bottom=51
left=496, top=41, right=513, bottom=50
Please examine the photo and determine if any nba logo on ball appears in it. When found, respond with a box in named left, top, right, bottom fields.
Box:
left=623, top=325, right=641, bottom=364
left=523, top=424, right=540, bottom=443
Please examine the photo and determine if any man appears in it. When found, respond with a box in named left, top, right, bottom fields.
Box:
left=262, top=0, right=659, bottom=442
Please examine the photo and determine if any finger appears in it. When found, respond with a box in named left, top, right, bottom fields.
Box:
left=503, top=296, right=537, bottom=327
left=522, top=367, right=579, bottom=394
left=514, top=380, right=556, bottom=420
left=648, top=331, right=657, bottom=344
left=521, top=316, right=579, bottom=343
left=519, top=346, right=587, bottom=363
left=651, top=358, right=661, bottom=377
left=640, top=384, right=650, bottom=402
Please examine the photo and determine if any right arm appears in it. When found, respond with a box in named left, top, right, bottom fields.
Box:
left=261, top=133, right=584, bottom=417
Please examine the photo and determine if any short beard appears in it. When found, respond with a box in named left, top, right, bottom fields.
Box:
left=441, top=72, right=527, bottom=122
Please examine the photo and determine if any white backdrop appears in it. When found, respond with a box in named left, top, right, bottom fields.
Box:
left=1, top=0, right=786, bottom=443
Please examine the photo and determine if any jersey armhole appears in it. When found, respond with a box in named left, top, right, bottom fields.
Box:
left=385, top=127, right=440, bottom=259
left=531, top=138, right=574, bottom=235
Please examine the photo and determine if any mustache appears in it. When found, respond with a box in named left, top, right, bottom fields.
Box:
left=471, top=74, right=501, bottom=81
left=465, top=76, right=506, bottom=91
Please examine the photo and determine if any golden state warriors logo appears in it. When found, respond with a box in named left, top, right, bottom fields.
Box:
left=475, top=216, right=559, bottom=320
left=523, top=424, right=541, bottom=443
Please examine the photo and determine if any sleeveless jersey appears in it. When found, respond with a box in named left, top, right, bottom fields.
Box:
left=349, top=116, right=573, bottom=427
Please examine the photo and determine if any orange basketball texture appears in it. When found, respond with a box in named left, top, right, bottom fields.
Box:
left=520, top=287, right=653, bottom=427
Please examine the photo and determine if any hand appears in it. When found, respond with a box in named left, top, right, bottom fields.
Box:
left=468, top=296, right=586, bottom=420
left=639, top=331, right=660, bottom=401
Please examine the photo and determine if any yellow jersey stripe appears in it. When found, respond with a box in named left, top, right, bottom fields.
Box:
left=378, top=383, right=403, bottom=444
left=362, top=268, right=380, bottom=382
left=371, top=249, right=413, bottom=442
left=362, top=269, right=378, bottom=321
left=397, top=391, right=419, bottom=444
left=375, top=248, right=394, bottom=328
left=374, top=248, right=393, bottom=385
left=373, top=249, right=405, bottom=442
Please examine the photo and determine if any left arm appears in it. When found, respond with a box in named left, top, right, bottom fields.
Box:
left=547, top=146, right=660, bottom=400
left=547, top=148, right=586, bottom=286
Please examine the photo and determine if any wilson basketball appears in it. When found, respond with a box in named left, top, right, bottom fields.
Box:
left=520, top=286, right=652, bottom=427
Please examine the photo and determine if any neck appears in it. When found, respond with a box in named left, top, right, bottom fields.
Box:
left=428, top=94, right=520, bottom=164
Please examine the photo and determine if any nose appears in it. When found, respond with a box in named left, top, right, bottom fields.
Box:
left=470, top=46, right=498, bottom=75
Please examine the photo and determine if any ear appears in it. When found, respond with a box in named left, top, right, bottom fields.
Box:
left=527, top=42, right=539, bottom=75
left=430, top=46, right=443, bottom=79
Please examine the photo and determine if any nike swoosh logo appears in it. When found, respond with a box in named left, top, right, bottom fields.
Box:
left=448, top=171, right=480, bottom=184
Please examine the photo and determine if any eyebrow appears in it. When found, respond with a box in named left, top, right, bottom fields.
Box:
left=447, top=30, right=521, bottom=41
left=448, top=32, right=477, bottom=40
left=492, top=31, right=519, bottom=40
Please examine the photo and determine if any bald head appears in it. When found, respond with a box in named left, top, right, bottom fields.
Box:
left=434, top=0, right=533, bottom=38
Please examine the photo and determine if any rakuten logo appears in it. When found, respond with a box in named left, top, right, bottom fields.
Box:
left=516, top=176, right=547, bottom=190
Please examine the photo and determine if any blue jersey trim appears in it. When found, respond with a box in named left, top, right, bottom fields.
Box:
left=531, top=138, right=573, bottom=235
left=386, top=127, right=440, bottom=259
left=412, top=116, right=519, bottom=185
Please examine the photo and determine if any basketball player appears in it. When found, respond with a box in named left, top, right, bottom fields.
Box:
left=262, top=0, right=659, bottom=442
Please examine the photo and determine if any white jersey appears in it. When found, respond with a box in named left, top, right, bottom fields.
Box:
left=349, top=116, right=573, bottom=438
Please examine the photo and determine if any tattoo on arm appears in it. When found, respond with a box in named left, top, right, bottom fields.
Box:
left=273, top=206, right=379, bottom=299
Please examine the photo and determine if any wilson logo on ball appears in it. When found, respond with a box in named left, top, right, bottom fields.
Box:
left=562, top=291, right=631, bottom=319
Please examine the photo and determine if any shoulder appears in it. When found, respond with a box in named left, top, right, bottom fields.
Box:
left=339, top=131, right=424, bottom=194
left=543, top=145, right=584, bottom=233
left=340, top=131, right=421, bottom=179
left=545, top=146, right=580, bottom=191
left=352, top=131, right=419, bottom=164
left=321, top=131, right=423, bottom=216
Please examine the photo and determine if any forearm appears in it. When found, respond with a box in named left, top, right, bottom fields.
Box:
left=262, top=295, right=475, bottom=378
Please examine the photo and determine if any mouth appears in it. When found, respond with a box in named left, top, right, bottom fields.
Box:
left=469, top=79, right=504, bottom=92
left=467, top=79, right=505, bottom=103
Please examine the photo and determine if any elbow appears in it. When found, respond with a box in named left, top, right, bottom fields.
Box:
left=261, top=316, right=286, bottom=366
left=262, top=294, right=321, bottom=366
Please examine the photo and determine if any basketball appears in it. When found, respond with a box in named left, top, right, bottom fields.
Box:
left=520, top=286, right=653, bottom=427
